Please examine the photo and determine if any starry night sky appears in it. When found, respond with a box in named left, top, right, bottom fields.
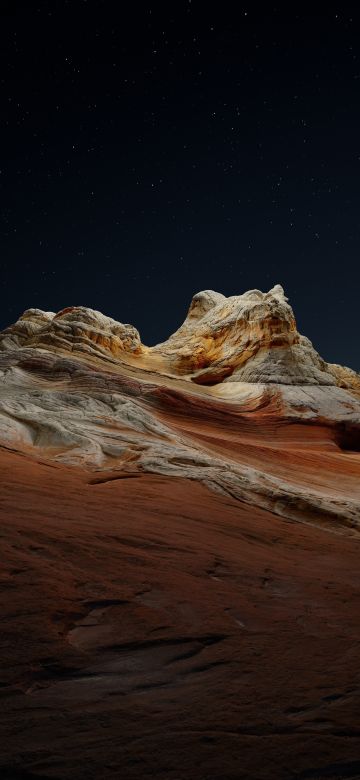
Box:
left=1, top=2, right=359, bottom=369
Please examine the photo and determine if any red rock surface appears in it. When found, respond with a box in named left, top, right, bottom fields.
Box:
left=1, top=289, right=360, bottom=779
left=1, top=448, right=360, bottom=780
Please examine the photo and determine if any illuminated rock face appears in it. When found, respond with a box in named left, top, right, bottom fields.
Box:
left=0, top=285, right=359, bottom=529
left=1, top=285, right=359, bottom=391
left=0, top=305, right=142, bottom=358
left=152, top=284, right=336, bottom=385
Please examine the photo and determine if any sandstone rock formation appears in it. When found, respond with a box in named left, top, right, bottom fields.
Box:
left=2, top=284, right=358, bottom=392
left=1, top=285, right=360, bottom=780
left=0, top=305, right=142, bottom=358
left=0, top=285, right=359, bottom=529
left=152, top=284, right=337, bottom=385
left=1, top=446, right=360, bottom=780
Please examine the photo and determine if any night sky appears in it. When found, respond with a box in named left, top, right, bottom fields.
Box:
left=1, top=3, right=359, bottom=369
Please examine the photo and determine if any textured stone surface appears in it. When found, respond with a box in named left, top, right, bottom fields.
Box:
left=1, top=449, right=360, bottom=780
left=152, top=284, right=338, bottom=385
left=0, top=286, right=359, bottom=529
left=1, top=286, right=360, bottom=779
left=0, top=305, right=142, bottom=359
left=2, top=285, right=359, bottom=392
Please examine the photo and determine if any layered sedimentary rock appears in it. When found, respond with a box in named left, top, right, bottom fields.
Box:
left=1, top=447, right=360, bottom=780
left=0, top=284, right=359, bottom=529
left=1, top=285, right=360, bottom=780
left=152, top=284, right=337, bottom=385
left=1, top=284, right=359, bottom=390
left=0, top=305, right=142, bottom=358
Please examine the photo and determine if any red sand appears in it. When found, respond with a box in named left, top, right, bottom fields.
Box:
left=0, top=447, right=360, bottom=779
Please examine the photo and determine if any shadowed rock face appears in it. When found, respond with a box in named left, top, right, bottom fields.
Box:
left=1, top=286, right=360, bottom=779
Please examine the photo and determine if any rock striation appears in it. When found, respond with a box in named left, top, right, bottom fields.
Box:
left=1, top=284, right=358, bottom=391
left=0, top=284, right=359, bottom=530
left=152, top=284, right=333, bottom=384
left=1, top=285, right=360, bottom=780
left=0, top=305, right=142, bottom=359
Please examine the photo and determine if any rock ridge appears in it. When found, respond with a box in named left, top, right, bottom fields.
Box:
left=0, top=285, right=359, bottom=531
left=0, top=285, right=359, bottom=392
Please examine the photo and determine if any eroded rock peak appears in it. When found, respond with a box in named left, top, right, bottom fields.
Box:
left=0, top=285, right=358, bottom=392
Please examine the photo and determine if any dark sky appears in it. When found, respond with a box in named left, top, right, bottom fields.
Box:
left=1, top=2, right=359, bottom=368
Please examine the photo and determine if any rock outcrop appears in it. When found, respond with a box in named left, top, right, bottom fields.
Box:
left=152, top=284, right=337, bottom=385
left=2, top=285, right=359, bottom=393
left=1, top=285, right=360, bottom=780
left=0, top=285, right=359, bottom=530
left=0, top=305, right=142, bottom=359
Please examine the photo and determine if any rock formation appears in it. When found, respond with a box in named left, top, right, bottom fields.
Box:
left=0, top=284, right=359, bottom=528
left=0, top=305, right=142, bottom=358
left=152, top=284, right=337, bottom=385
left=1, top=284, right=358, bottom=391
left=1, top=285, right=360, bottom=780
